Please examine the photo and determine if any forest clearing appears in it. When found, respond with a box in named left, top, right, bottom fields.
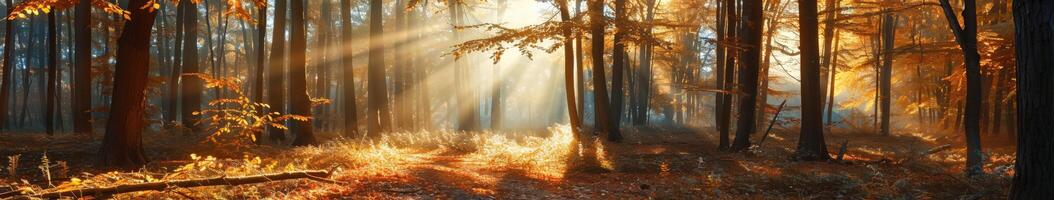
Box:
left=0, top=0, right=1050, bottom=199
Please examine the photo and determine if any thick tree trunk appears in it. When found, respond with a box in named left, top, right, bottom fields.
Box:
left=289, top=0, right=315, bottom=146
left=73, top=0, right=92, bottom=135
left=588, top=0, right=618, bottom=141
left=1009, top=0, right=1054, bottom=198
left=341, top=0, right=359, bottom=137
left=794, top=0, right=829, bottom=161
left=366, top=0, right=391, bottom=136
left=267, top=0, right=288, bottom=142
left=938, top=0, right=984, bottom=176
left=46, top=12, right=57, bottom=135
left=729, top=0, right=764, bottom=152
left=180, top=0, right=202, bottom=132
left=99, top=0, right=157, bottom=168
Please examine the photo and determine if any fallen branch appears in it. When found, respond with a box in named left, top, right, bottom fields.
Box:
left=7, top=170, right=334, bottom=199
left=897, top=144, right=953, bottom=165
left=756, top=100, right=788, bottom=147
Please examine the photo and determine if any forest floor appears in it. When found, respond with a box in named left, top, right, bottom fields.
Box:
left=0, top=125, right=1016, bottom=199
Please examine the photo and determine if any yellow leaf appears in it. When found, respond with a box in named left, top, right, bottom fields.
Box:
left=154, top=3, right=161, bottom=10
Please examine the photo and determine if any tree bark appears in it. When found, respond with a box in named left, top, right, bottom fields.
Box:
left=557, top=0, right=582, bottom=139
left=608, top=0, right=626, bottom=141
left=1009, top=0, right=1054, bottom=198
left=367, top=0, right=392, bottom=135
left=99, top=0, right=157, bottom=168
left=794, top=0, right=829, bottom=161
left=72, top=0, right=92, bottom=135
left=289, top=0, right=315, bottom=146
left=0, top=0, right=13, bottom=130
left=938, top=0, right=984, bottom=176
left=588, top=0, right=617, bottom=141
left=341, top=0, right=359, bottom=137
left=878, top=13, right=896, bottom=136
left=267, top=0, right=288, bottom=142
left=717, top=0, right=737, bottom=150
left=253, top=0, right=267, bottom=140
left=180, top=0, right=202, bottom=133
left=729, top=0, right=764, bottom=152
left=46, top=11, right=57, bottom=135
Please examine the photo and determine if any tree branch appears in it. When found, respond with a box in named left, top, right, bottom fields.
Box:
left=6, top=170, right=336, bottom=199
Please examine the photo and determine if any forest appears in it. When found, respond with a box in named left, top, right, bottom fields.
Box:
left=0, top=0, right=1050, bottom=198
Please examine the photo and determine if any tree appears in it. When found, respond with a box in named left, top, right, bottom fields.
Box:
left=166, top=0, right=186, bottom=129
left=716, top=0, right=737, bottom=150
left=267, top=0, right=288, bottom=142
left=938, top=0, right=984, bottom=176
left=73, top=0, right=92, bottom=135
left=0, top=0, right=13, bottom=130
left=588, top=0, right=617, bottom=141
left=252, top=0, right=267, bottom=137
left=729, top=0, right=763, bottom=152
left=794, top=0, right=829, bottom=161
left=341, top=0, right=358, bottom=137
left=288, top=0, right=315, bottom=146
left=608, top=0, right=626, bottom=140
left=99, top=0, right=159, bottom=168
left=366, top=0, right=392, bottom=136
left=1009, top=0, right=1054, bottom=198
left=557, top=0, right=581, bottom=137
left=180, top=0, right=202, bottom=132
left=45, top=11, right=56, bottom=135
left=878, top=12, right=897, bottom=136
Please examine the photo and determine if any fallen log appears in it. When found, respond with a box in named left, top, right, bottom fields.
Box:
left=896, top=144, right=953, bottom=165
left=5, top=170, right=334, bottom=199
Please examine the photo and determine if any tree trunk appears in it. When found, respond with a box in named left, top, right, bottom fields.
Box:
left=717, top=0, right=737, bottom=150
left=557, top=0, right=581, bottom=137
left=267, top=0, right=288, bottom=142
left=288, top=0, right=315, bottom=146
left=253, top=0, right=266, bottom=127
left=588, top=0, right=617, bottom=141
left=46, top=12, right=57, bottom=135
left=824, top=31, right=840, bottom=126
left=879, top=13, right=896, bottom=136
left=367, top=0, right=391, bottom=136
left=794, top=0, right=829, bottom=161
left=0, top=0, right=13, bottom=130
left=166, top=1, right=185, bottom=129
left=1009, top=0, right=1054, bottom=198
left=73, top=0, right=92, bottom=135
left=180, top=0, right=202, bottom=132
left=341, top=0, right=359, bottom=137
left=98, top=0, right=157, bottom=168
left=608, top=0, right=626, bottom=141
left=729, top=0, right=763, bottom=152
left=938, top=0, right=984, bottom=176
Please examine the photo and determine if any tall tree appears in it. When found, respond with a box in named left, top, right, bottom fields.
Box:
left=267, top=0, right=288, bottom=142
left=341, top=0, right=358, bottom=137
left=252, top=0, right=267, bottom=129
left=878, top=12, right=897, bottom=136
left=0, top=0, right=13, bottom=130
left=938, top=0, right=984, bottom=176
left=180, top=0, right=202, bottom=132
left=632, top=0, right=656, bottom=127
left=608, top=0, right=626, bottom=138
left=367, top=0, right=392, bottom=135
left=99, top=0, right=158, bottom=168
left=557, top=0, right=581, bottom=137
left=588, top=0, right=618, bottom=141
left=716, top=0, right=737, bottom=150
left=1009, top=0, right=1054, bottom=198
left=166, top=0, right=186, bottom=129
left=289, top=0, right=315, bottom=146
left=794, top=0, right=829, bottom=161
left=729, top=0, right=764, bottom=152
left=45, top=11, right=56, bottom=135
left=73, top=0, right=92, bottom=135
